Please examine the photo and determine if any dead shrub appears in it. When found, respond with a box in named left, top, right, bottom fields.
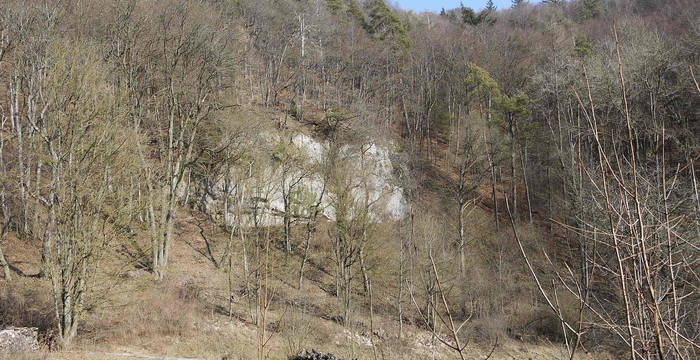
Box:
left=465, top=315, right=504, bottom=345
left=511, top=308, right=565, bottom=342
left=87, top=276, right=203, bottom=344
left=280, top=306, right=313, bottom=357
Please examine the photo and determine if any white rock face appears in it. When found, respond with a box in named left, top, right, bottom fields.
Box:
left=291, top=133, right=324, bottom=163
left=198, top=132, right=407, bottom=227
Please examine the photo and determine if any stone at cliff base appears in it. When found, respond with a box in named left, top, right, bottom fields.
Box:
left=0, top=327, right=39, bottom=352
left=292, top=348, right=357, bottom=360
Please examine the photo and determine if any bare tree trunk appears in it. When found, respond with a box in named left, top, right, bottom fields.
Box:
left=298, top=227, right=312, bottom=289
left=10, top=80, right=29, bottom=235
left=458, top=198, right=466, bottom=276
left=0, top=114, right=9, bottom=281
left=578, top=64, right=638, bottom=358
left=368, top=279, right=378, bottom=360
left=397, top=220, right=406, bottom=339
left=520, top=142, right=533, bottom=223
left=298, top=184, right=324, bottom=289
left=359, top=246, right=370, bottom=294
left=0, top=221, right=10, bottom=280
left=661, top=125, right=681, bottom=350
left=691, top=160, right=700, bottom=239
left=487, top=151, right=499, bottom=231
left=234, top=188, right=253, bottom=323
left=228, top=253, right=234, bottom=318
left=33, top=161, right=42, bottom=236
left=297, top=13, right=307, bottom=122
left=342, top=262, right=351, bottom=325
left=282, top=180, right=292, bottom=254
left=145, top=170, right=159, bottom=278
left=429, top=252, right=468, bottom=360
left=0, top=245, right=9, bottom=281
left=219, top=172, right=235, bottom=267
left=508, top=114, right=517, bottom=220
left=41, top=151, right=59, bottom=276
left=163, top=195, right=176, bottom=272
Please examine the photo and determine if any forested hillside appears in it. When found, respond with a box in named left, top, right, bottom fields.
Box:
left=0, top=0, right=698, bottom=359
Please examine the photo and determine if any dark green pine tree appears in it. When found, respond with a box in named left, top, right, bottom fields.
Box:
left=511, top=0, right=525, bottom=8
left=460, top=4, right=477, bottom=25
left=326, top=0, right=344, bottom=15
left=345, top=0, right=367, bottom=26
left=460, top=5, right=495, bottom=26
left=365, top=0, right=410, bottom=49
left=578, top=0, right=604, bottom=20
left=486, top=0, right=496, bottom=12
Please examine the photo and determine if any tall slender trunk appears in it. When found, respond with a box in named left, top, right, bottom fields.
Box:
left=228, top=254, right=234, bottom=317
left=162, top=188, right=176, bottom=270
left=458, top=197, right=466, bottom=276
left=0, top=245, right=9, bottom=281
left=661, top=125, right=681, bottom=349
left=0, top=117, right=9, bottom=281
left=691, top=160, right=700, bottom=239
left=150, top=99, right=189, bottom=279
left=369, top=279, right=378, bottom=360
left=509, top=114, right=517, bottom=220
left=397, top=228, right=404, bottom=338
left=282, top=180, right=292, bottom=254
left=220, top=175, right=236, bottom=267
left=343, top=261, right=351, bottom=325
left=487, top=151, right=499, bottom=231
left=33, top=161, right=42, bottom=235
left=520, top=142, right=533, bottom=223
left=41, top=151, right=59, bottom=276
left=146, top=173, right=158, bottom=278
left=298, top=184, right=324, bottom=289
left=239, top=197, right=253, bottom=323
left=359, top=246, right=369, bottom=294
left=0, top=222, right=10, bottom=280
left=298, top=226, right=312, bottom=289
left=486, top=97, right=499, bottom=230
left=298, top=13, right=306, bottom=122
left=11, top=81, right=29, bottom=235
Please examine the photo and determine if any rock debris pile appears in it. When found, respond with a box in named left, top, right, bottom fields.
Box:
left=0, top=327, right=39, bottom=352
left=291, top=349, right=356, bottom=360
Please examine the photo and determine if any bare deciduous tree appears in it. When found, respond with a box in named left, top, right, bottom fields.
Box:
left=36, top=43, right=135, bottom=347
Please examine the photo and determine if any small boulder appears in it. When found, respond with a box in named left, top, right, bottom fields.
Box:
left=292, top=349, right=356, bottom=360
left=0, top=327, right=39, bottom=352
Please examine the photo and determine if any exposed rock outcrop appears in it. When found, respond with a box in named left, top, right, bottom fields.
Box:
left=198, top=132, right=407, bottom=227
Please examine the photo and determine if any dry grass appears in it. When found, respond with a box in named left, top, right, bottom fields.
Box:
left=0, top=200, right=603, bottom=360
left=0, top=352, right=51, bottom=360
left=85, top=278, right=200, bottom=346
